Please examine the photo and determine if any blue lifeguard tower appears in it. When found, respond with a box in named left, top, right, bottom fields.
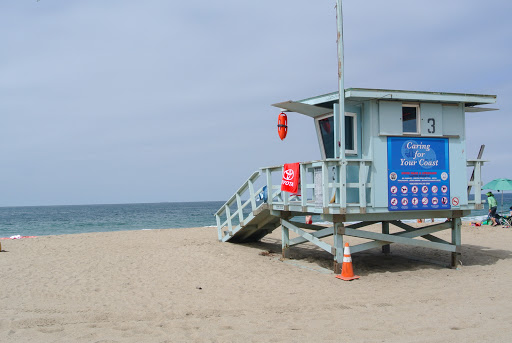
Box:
left=215, top=4, right=497, bottom=273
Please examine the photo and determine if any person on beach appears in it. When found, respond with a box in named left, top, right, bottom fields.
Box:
left=503, top=206, right=512, bottom=228
left=486, top=192, right=499, bottom=226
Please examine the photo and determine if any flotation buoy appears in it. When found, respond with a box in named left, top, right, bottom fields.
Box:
left=277, top=112, right=288, bottom=140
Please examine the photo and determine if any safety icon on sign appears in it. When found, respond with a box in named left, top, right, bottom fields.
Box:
left=451, top=197, right=460, bottom=206
left=390, top=172, right=397, bottom=181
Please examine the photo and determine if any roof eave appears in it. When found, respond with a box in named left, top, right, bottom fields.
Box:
left=345, top=88, right=497, bottom=105
left=272, top=88, right=498, bottom=118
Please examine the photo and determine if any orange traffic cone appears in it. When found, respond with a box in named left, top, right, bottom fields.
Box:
left=335, top=243, right=360, bottom=281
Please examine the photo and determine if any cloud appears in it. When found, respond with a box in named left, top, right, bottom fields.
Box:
left=0, top=0, right=510, bottom=205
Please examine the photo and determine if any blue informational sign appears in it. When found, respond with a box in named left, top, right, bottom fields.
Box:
left=387, top=137, right=450, bottom=211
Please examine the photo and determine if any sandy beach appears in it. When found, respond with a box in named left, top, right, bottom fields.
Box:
left=1, top=222, right=511, bottom=342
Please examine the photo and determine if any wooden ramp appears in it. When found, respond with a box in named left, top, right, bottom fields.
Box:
left=221, top=204, right=280, bottom=243
left=215, top=171, right=282, bottom=243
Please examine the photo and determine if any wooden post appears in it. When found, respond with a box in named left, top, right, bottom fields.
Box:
left=300, top=164, right=307, bottom=208
left=474, top=161, right=482, bottom=206
left=281, top=219, right=290, bottom=259
left=359, top=161, right=367, bottom=212
left=382, top=221, right=390, bottom=254
left=248, top=179, right=256, bottom=211
left=216, top=214, right=222, bottom=241
left=225, top=205, right=232, bottom=232
left=236, top=193, right=243, bottom=225
left=282, top=165, right=289, bottom=206
left=451, top=217, right=462, bottom=269
left=322, top=162, right=329, bottom=209
left=467, top=144, right=485, bottom=197
left=333, top=104, right=341, bottom=207
left=334, top=103, right=340, bottom=161
left=333, top=222, right=344, bottom=274
left=340, top=161, right=347, bottom=210
left=266, top=169, right=273, bottom=205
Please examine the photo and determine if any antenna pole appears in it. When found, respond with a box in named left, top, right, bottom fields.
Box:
left=336, top=0, right=345, bottom=160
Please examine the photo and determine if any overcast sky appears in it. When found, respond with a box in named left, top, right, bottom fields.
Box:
left=1, top=0, right=510, bottom=206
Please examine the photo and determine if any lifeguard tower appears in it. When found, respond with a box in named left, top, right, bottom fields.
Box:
left=215, top=4, right=497, bottom=273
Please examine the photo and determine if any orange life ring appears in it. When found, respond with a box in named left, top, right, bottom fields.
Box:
left=277, top=112, right=288, bottom=140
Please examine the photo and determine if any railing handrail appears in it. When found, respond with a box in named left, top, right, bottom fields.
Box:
left=217, top=156, right=485, bottom=241
left=215, top=171, right=260, bottom=216
left=260, top=159, right=373, bottom=210
left=217, top=185, right=265, bottom=230
left=260, top=158, right=372, bottom=171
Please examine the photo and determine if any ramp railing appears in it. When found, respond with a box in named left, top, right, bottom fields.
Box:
left=215, top=171, right=266, bottom=241
left=215, top=158, right=376, bottom=241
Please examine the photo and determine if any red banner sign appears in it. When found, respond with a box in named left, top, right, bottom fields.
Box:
left=281, top=163, right=300, bottom=193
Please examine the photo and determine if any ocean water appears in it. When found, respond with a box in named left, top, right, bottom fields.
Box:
left=0, top=201, right=224, bottom=237
left=1, top=194, right=511, bottom=238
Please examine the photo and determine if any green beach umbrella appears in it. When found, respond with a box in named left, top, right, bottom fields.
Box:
left=482, top=178, right=512, bottom=213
